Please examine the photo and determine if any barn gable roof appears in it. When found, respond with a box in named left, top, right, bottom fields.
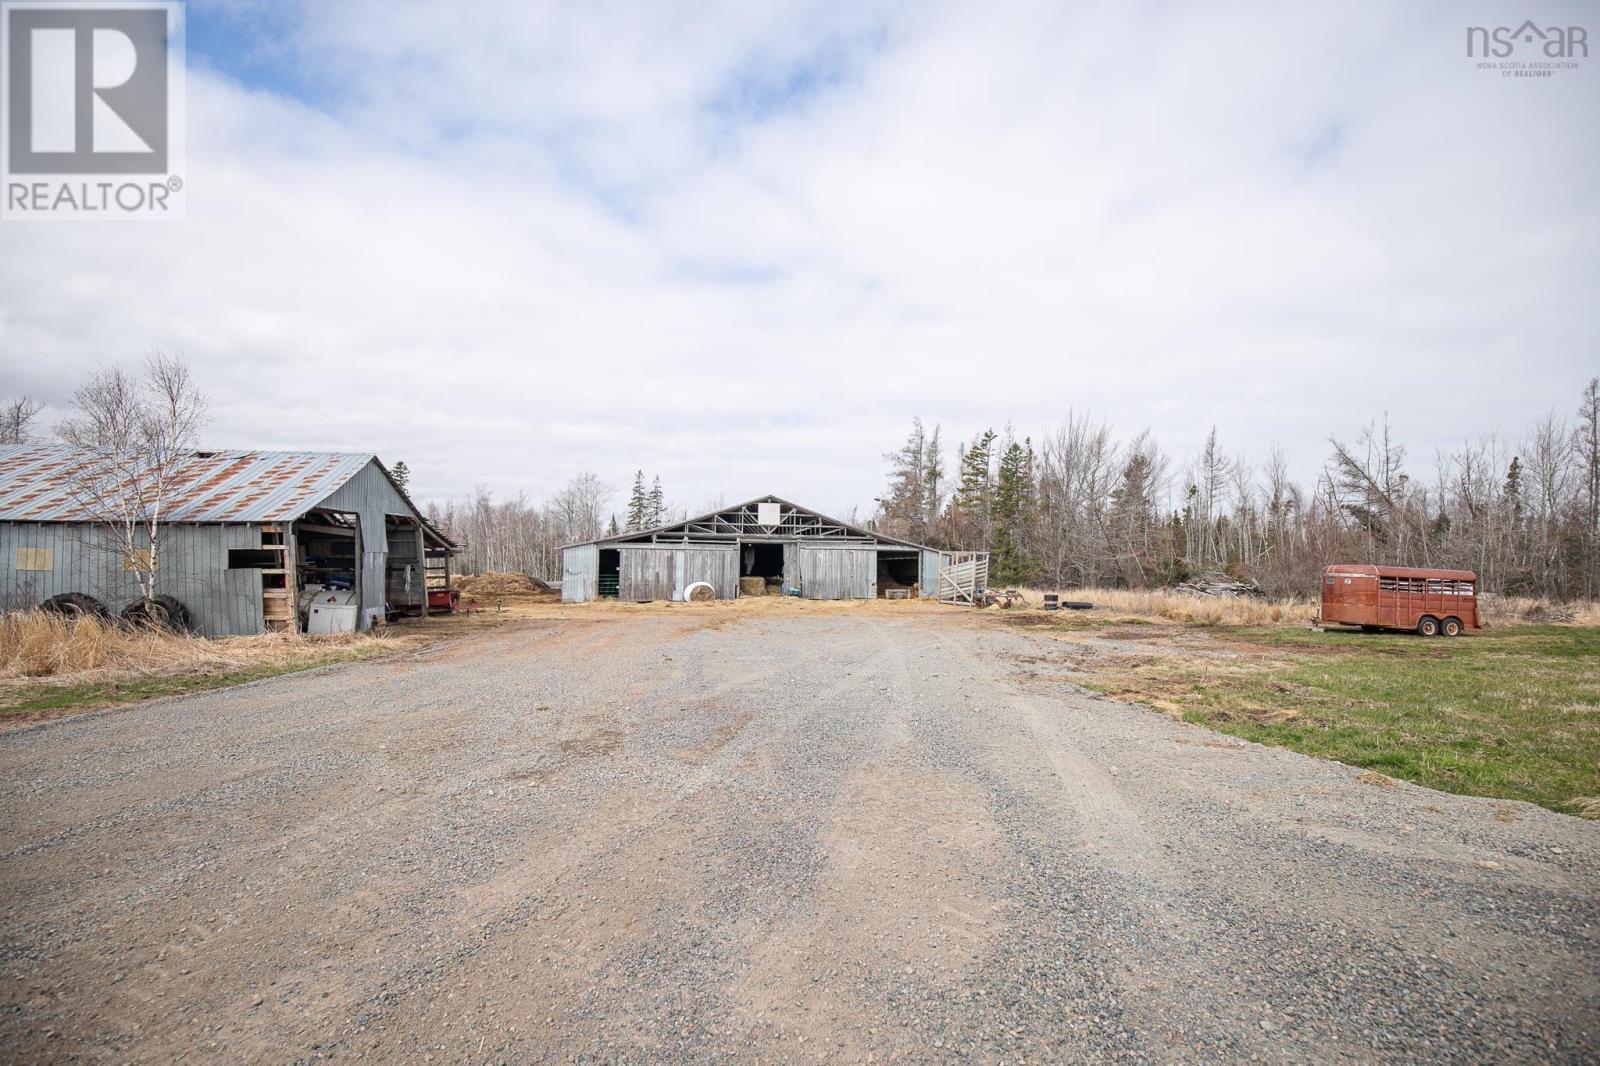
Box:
left=0, top=445, right=453, bottom=546
left=583, top=493, right=934, bottom=551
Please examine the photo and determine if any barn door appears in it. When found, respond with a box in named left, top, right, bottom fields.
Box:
left=782, top=542, right=799, bottom=593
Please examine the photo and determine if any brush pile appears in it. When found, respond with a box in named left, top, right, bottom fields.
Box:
left=1173, top=574, right=1264, bottom=599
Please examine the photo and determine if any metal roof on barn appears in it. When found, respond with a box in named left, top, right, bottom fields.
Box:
left=581, top=493, right=935, bottom=552
left=0, top=445, right=412, bottom=525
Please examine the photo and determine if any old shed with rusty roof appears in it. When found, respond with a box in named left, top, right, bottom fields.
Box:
left=0, top=446, right=454, bottom=635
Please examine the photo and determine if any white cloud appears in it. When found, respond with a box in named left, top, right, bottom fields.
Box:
left=1, top=1, right=1595, bottom=519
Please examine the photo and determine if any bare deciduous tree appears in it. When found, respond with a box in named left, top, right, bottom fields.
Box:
left=55, top=352, right=207, bottom=613
left=1, top=395, right=44, bottom=443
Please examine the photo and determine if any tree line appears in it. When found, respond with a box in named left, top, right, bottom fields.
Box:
left=421, top=473, right=699, bottom=578
left=872, top=378, right=1600, bottom=599
left=12, top=370, right=1596, bottom=600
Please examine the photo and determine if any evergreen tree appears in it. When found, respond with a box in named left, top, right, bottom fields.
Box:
left=990, top=440, right=1035, bottom=585
left=1108, top=448, right=1157, bottom=583
left=648, top=476, right=665, bottom=527
left=606, top=513, right=620, bottom=537
left=626, top=470, right=647, bottom=530
left=948, top=429, right=996, bottom=546
left=880, top=418, right=930, bottom=540
left=1504, top=456, right=1524, bottom=527
left=390, top=460, right=410, bottom=491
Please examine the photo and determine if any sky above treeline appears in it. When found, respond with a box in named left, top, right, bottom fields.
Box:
left=2, top=1, right=1596, bottom=519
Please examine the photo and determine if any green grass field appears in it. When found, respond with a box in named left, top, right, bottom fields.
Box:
left=1086, top=624, right=1600, bottom=816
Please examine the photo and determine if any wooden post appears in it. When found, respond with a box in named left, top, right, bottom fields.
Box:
left=416, top=523, right=429, bottom=618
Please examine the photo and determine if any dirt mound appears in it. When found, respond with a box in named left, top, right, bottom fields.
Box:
left=456, top=571, right=555, bottom=601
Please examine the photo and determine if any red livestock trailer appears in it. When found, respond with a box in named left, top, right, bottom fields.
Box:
left=1319, top=564, right=1480, bottom=636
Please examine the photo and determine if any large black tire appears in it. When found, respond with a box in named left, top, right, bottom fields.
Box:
left=1416, top=615, right=1440, bottom=638
left=121, top=594, right=193, bottom=632
left=39, top=592, right=113, bottom=621
left=1442, top=616, right=1463, bottom=637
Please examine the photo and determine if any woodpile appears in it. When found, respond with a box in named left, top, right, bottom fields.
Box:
left=1173, top=574, right=1264, bottom=599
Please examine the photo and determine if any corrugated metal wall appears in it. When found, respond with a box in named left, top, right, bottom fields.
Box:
left=920, top=549, right=943, bottom=597
left=797, top=546, right=875, bottom=599
left=1, top=521, right=264, bottom=636
left=562, top=544, right=598, bottom=602
left=315, top=461, right=419, bottom=629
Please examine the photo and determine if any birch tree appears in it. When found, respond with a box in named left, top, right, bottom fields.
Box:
left=55, top=353, right=207, bottom=619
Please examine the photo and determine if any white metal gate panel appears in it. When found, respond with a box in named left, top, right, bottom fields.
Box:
left=938, top=552, right=989, bottom=606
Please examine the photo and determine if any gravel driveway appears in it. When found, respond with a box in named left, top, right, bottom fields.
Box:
left=2, top=605, right=1596, bottom=1063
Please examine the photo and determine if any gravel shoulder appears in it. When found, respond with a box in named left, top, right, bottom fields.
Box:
left=1, top=604, right=1596, bottom=1062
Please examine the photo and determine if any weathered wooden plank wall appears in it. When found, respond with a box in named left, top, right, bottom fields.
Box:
left=619, top=547, right=676, bottom=602
left=682, top=546, right=737, bottom=598
left=797, top=546, right=875, bottom=599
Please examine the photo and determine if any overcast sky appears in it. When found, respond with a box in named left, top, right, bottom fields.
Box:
left=2, top=1, right=1595, bottom=519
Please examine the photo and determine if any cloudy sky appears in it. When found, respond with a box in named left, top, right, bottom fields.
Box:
left=2, top=1, right=1596, bottom=518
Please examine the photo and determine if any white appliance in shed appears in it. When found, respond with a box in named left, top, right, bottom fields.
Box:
left=305, top=589, right=359, bottom=634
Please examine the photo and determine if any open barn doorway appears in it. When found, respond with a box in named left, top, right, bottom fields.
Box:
left=877, top=551, right=920, bottom=598
left=598, top=549, right=620, bottom=598
left=741, top=542, right=784, bottom=591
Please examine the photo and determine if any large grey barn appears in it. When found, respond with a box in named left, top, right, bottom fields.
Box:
left=562, top=495, right=944, bottom=603
left=0, top=446, right=454, bottom=636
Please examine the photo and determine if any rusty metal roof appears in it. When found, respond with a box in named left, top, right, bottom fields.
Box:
left=0, top=445, right=380, bottom=523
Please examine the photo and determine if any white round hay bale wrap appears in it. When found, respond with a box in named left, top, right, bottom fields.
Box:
left=683, top=581, right=716, bottom=603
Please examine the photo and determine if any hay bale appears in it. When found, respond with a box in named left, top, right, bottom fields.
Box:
left=738, top=577, right=767, bottom=597
left=684, top=581, right=716, bottom=602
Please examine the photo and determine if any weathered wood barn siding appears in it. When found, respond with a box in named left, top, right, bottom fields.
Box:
left=619, top=546, right=674, bottom=602
left=561, top=544, right=598, bottom=603
left=1, top=521, right=265, bottom=636
left=797, top=546, right=875, bottom=599
left=617, top=545, right=737, bottom=602
left=558, top=497, right=943, bottom=604
left=317, top=462, right=420, bottom=630
left=683, top=545, right=738, bottom=599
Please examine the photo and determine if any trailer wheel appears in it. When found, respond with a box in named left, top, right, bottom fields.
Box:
left=39, top=592, right=113, bottom=621
left=1441, top=617, right=1462, bottom=637
left=1416, top=615, right=1440, bottom=637
left=121, top=594, right=193, bottom=632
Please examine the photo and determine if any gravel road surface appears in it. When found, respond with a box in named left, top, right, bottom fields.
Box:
left=2, top=606, right=1596, bottom=1063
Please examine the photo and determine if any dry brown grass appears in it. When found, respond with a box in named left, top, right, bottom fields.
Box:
left=0, top=610, right=386, bottom=683
left=1565, top=797, right=1600, bottom=819
left=1479, top=595, right=1600, bottom=627
left=1025, top=587, right=1600, bottom=628
left=1028, top=587, right=1315, bottom=626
